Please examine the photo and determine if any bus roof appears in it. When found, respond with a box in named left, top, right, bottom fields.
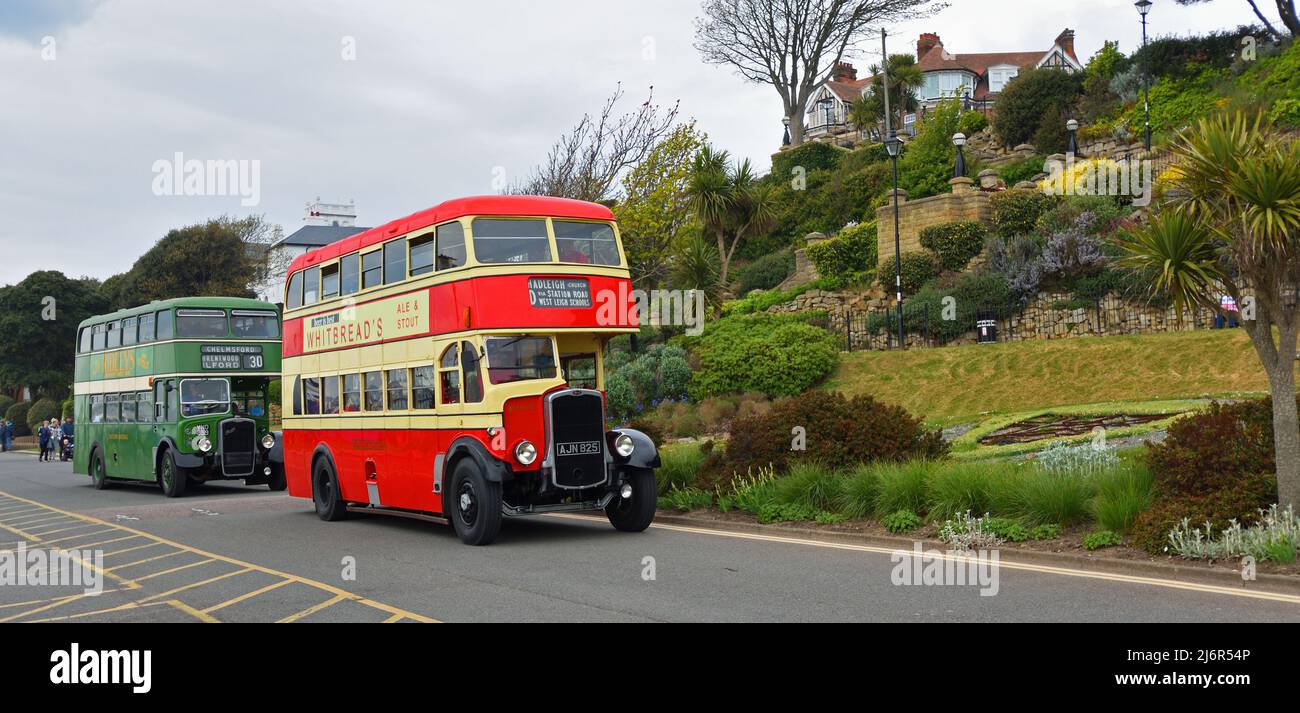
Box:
left=78, top=296, right=279, bottom=329
left=287, top=195, right=615, bottom=275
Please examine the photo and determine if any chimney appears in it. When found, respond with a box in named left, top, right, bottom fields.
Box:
left=832, top=61, right=857, bottom=82
left=1055, top=29, right=1077, bottom=61
left=917, top=33, right=941, bottom=60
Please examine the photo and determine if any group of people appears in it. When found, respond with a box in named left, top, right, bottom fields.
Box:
left=37, top=417, right=74, bottom=462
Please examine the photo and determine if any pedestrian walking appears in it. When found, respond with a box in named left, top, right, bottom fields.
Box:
left=0, top=419, right=8, bottom=452
left=38, top=420, right=52, bottom=462
left=49, top=419, right=63, bottom=463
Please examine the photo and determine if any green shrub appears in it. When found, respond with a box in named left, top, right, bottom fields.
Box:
left=737, top=249, right=796, bottom=294
left=925, top=461, right=1000, bottom=522
left=771, top=141, right=845, bottom=178
left=899, top=100, right=981, bottom=199
left=26, top=398, right=60, bottom=434
left=1090, top=461, right=1154, bottom=533
left=807, top=222, right=877, bottom=283
left=0, top=395, right=14, bottom=418
left=877, top=251, right=938, bottom=294
left=1032, top=104, right=1070, bottom=155
left=605, top=374, right=637, bottom=422
left=657, top=445, right=706, bottom=495
left=985, top=517, right=1030, bottom=542
left=1130, top=476, right=1277, bottom=554
left=836, top=465, right=881, bottom=519
left=757, top=501, right=819, bottom=524
left=1147, top=399, right=1282, bottom=498
left=919, top=221, right=987, bottom=271
left=992, top=67, right=1084, bottom=147
left=871, top=461, right=933, bottom=517
left=990, top=189, right=1056, bottom=238
left=1030, top=523, right=1063, bottom=540
left=688, top=313, right=839, bottom=399
left=607, top=345, right=693, bottom=420
left=882, top=509, right=923, bottom=534
left=4, top=402, right=32, bottom=437
left=958, top=110, right=989, bottom=136
left=815, top=511, right=847, bottom=525
left=1012, top=471, right=1095, bottom=526
left=710, top=392, right=947, bottom=485
left=1083, top=530, right=1123, bottom=551
left=663, top=487, right=713, bottom=512
left=997, top=156, right=1047, bottom=186
left=773, top=462, right=844, bottom=511
left=1269, top=98, right=1300, bottom=128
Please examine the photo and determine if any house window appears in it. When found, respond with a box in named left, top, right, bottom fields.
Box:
left=989, top=66, right=1019, bottom=93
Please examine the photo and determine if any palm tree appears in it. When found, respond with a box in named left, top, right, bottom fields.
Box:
left=686, top=146, right=780, bottom=290
left=862, top=54, right=924, bottom=136
left=1116, top=111, right=1300, bottom=508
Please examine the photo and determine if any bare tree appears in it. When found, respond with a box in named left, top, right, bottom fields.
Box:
left=236, top=215, right=289, bottom=300
left=694, top=0, right=943, bottom=147
left=1176, top=0, right=1297, bottom=39
left=514, top=85, right=680, bottom=203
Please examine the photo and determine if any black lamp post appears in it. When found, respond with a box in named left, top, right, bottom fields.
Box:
left=817, top=96, right=835, bottom=128
left=783, top=116, right=791, bottom=146
left=885, top=133, right=905, bottom=349
left=1136, top=0, right=1153, bottom=151
left=1066, top=118, right=1079, bottom=156
left=952, top=132, right=967, bottom=178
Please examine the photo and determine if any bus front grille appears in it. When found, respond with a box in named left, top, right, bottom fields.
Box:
left=220, top=418, right=256, bottom=476
left=547, top=390, right=606, bottom=490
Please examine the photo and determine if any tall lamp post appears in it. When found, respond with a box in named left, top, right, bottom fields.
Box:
left=1066, top=118, right=1080, bottom=156
left=885, top=133, right=904, bottom=349
left=952, top=132, right=967, bottom=178
left=783, top=116, right=791, bottom=147
left=1136, top=0, right=1153, bottom=151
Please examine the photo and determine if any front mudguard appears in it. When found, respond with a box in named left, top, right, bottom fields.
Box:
left=606, top=428, right=661, bottom=470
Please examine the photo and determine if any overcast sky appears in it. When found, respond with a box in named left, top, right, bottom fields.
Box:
left=0, top=0, right=1265, bottom=286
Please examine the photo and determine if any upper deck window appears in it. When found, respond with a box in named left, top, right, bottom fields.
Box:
left=106, top=321, right=122, bottom=349
left=286, top=271, right=304, bottom=310
left=177, top=309, right=229, bottom=338
left=231, top=310, right=280, bottom=339
left=361, top=250, right=383, bottom=290
left=383, top=240, right=405, bottom=284
left=79, top=327, right=92, bottom=354
left=122, top=317, right=138, bottom=346
left=92, top=324, right=107, bottom=351
left=472, top=219, right=551, bottom=264
left=156, top=310, right=175, bottom=340
left=321, top=264, right=340, bottom=300
left=139, top=312, right=156, bottom=342
left=436, top=222, right=467, bottom=270
left=303, top=267, right=321, bottom=306
left=340, top=254, right=360, bottom=296
left=554, top=221, right=620, bottom=266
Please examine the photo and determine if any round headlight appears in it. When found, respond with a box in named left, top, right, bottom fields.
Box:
left=514, top=440, right=537, bottom=466
left=196, top=437, right=212, bottom=453
left=261, top=434, right=275, bottom=450
left=615, top=433, right=635, bottom=458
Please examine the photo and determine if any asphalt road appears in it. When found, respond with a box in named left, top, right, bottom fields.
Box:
left=2, top=451, right=1299, bottom=623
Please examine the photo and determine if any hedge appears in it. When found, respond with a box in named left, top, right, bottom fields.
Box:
left=0, top=396, right=14, bottom=419
left=27, top=399, right=61, bottom=434
left=990, top=188, right=1055, bottom=238
left=688, top=313, right=839, bottom=399
left=5, top=402, right=33, bottom=437
left=737, top=249, right=795, bottom=294
left=919, top=221, right=987, bottom=271
left=771, top=141, right=845, bottom=179
left=807, top=222, right=877, bottom=283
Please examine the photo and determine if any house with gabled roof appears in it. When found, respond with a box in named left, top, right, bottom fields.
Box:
left=801, top=29, right=1083, bottom=143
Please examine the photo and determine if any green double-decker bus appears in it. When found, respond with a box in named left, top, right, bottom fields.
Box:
left=73, top=297, right=285, bottom=497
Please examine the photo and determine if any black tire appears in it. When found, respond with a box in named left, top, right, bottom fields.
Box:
left=267, top=463, right=287, bottom=492
left=159, top=449, right=188, bottom=498
left=606, top=468, right=657, bottom=533
left=312, top=458, right=349, bottom=521
left=90, top=449, right=112, bottom=490
left=448, top=458, right=501, bottom=546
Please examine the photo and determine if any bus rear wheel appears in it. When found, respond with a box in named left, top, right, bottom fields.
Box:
left=90, top=450, right=112, bottom=490
left=606, top=468, right=657, bottom=533
left=448, top=459, right=501, bottom=546
left=159, top=449, right=188, bottom=498
left=312, top=459, right=348, bottom=521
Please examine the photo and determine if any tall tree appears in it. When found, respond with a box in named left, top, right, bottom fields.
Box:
left=1116, top=112, right=1300, bottom=508
left=108, top=216, right=263, bottom=309
left=1175, top=0, right=1296, bottom=39
left=0, top=271, right=107, bottom=399
left=514, top=85, right=680, bottom=202
left=616, top=123, right=707, bottom=288
left=686, top=146, right=780, bottom=289
left=694, top=0, right=942, bottom=146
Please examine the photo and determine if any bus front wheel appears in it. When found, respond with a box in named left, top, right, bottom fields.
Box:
left=90, top=450, right=112, bottom=490
left=159, top=449, right=188, bottom=498
left=312, top=459, right=349, bottom=521
left=448, top=459, right=501, bottom=546
left=606, top=468, right=657, bottom=533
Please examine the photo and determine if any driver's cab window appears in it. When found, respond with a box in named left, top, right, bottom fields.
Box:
left=438, top=341, right=485, bottom=405
left=562, top=354, right=598, bottom=390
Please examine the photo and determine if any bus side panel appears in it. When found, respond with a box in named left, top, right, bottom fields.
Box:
left=283, top=430, right=314, bottom=500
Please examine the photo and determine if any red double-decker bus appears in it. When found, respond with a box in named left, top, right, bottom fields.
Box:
left=279, top=196, right=660, bottom=545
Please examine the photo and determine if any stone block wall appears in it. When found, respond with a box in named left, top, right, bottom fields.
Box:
left=874, top=180, right=993, bottom=268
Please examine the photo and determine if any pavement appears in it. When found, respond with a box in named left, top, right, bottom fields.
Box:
left=2, top=451, right=1299, bottom=623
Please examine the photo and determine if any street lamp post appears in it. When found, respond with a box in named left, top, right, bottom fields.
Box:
left=1136, top=0, right=1153, bottom=151
left=885, top=134, right=904, bottom=349
left=1066, top=118, right=1079, bottom=156
left=783, top=116, right=791, bottom=147
left=952, top=132, right=967, bottom=178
